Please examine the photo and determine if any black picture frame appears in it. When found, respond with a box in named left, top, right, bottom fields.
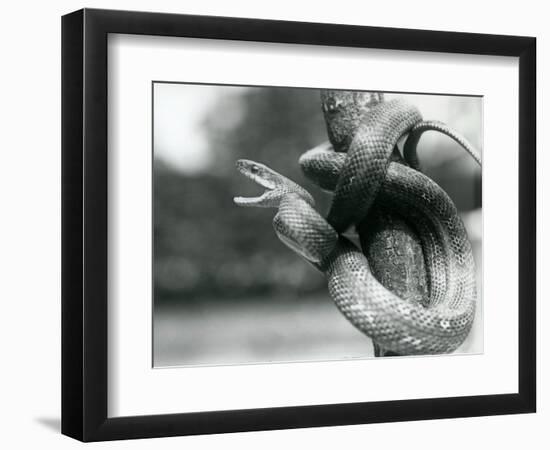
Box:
left=61, top=8, right=536, bottom=442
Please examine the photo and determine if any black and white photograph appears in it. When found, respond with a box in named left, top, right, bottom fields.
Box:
left=0, top=0, right=543, bottom=447
left=153, top=83, right=483, bottom=367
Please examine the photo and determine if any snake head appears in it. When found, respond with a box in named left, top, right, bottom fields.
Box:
left=234, top=159, right=314, bottom=208
left=321, top=90, right=385, bottom=153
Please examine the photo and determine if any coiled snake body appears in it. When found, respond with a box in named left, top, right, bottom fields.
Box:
left=234, top=91, right=480, bottom=355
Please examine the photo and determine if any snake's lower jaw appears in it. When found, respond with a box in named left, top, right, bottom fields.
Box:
left=234, top=186, right=286, bottom=208
left=233, top=194, right=263, bottom=207
left=234, top=192, right=276, bottom=208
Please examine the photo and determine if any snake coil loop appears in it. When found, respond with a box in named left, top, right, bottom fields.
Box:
left=235, top=92, right=480, bottom=355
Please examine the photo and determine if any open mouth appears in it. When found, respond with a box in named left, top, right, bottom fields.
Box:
left=233, top=159, right=275, bottom=206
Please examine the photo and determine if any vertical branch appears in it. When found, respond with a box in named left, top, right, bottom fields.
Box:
left=318, top=91, right=429, bottom=356
left=357, top=203, right=429, bottom=357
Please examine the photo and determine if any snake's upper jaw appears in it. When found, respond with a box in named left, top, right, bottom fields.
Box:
left=234, top=159, right=279, bottom=207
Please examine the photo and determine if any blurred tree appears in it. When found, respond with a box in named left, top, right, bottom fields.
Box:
left=154, top=87, right=332, bottom=304
left=154, top=87, right=481, bottom=305
left=205, top=87, right=330, bottom=202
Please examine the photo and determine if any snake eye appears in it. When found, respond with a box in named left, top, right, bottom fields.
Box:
left=250, top=165, right=259, bottom=174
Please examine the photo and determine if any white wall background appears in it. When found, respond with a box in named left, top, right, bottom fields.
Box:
left=0, top=1, right=545, bottom=448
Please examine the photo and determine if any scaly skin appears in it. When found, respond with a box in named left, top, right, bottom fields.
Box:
left=321, top=91, right=423, bottom=233
left=234, top=91, right=480, bottom=355
left=403, top=120, right=481, bottom=170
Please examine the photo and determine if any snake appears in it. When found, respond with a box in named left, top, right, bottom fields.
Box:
left=234, top=90, right=481, bottom=355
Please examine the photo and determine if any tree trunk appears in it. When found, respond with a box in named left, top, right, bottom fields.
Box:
left=357, top=199, right=429, bottom=357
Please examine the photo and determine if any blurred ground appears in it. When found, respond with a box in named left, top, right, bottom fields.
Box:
left=154, top=211, right=482, bottom=367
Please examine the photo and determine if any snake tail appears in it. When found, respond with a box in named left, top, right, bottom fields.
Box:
left=403, top=120, right=482, bottom=170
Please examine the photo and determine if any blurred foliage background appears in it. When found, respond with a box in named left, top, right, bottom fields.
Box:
left=155, top=87, right=328, bottom=302
left=153, top=84, right=482, bottom=366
